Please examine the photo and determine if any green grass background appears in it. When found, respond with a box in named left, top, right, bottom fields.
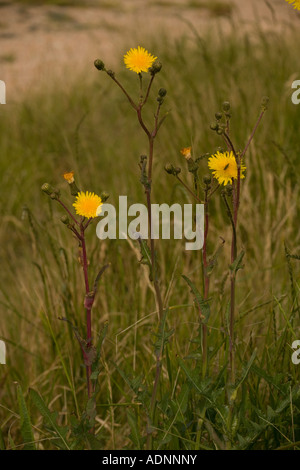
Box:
left=0, top=7, right=300, bottom=449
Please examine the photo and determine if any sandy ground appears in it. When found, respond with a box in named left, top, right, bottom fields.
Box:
left=0, top=0, right=299, bottom=100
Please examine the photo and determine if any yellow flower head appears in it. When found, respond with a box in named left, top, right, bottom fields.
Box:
left=73, top=191, right=102, bottom=218
left=208, top=151, right=246, bottom=186
left=63, top=171, right=75, bottom=184
left=180, top=147, right=192, bottom=160
left=285, top=0, right=300, bottom=10
left=124, top=46, right=157, bottom=74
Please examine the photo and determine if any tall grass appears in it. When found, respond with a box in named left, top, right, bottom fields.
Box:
left=0, top=17, right=300, bottom=449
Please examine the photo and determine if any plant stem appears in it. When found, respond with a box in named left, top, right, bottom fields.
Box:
left=201, top=187, right=210, bottom=378
left=80, top=224, right=93, bottom=400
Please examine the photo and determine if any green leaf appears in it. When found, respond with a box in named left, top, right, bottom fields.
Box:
left=29, top=389, right=70, bottom=450
left=153, top=308, right=173, bottom=356
left=126, top=408, right=142, bottom=449
left=229, top=250, right=245, bottom=274
left=229, top=350, right=256, bottom=404
left=182, top=275, right=210, bottom=322
left=17, top=384, right=36, bottom=450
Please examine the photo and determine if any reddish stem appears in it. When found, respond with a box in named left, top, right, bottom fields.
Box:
left=80, top=224, right=93, bottom=399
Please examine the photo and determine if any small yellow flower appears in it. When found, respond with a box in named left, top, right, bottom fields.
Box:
left=180, top=147, right=192, bottom=160
left=285, top=0, right=300, bottom=10
left=73, top=191, right=102, bottom=218
left=208, top=151, right=246, bottom=186
left=63, top=171, right=75, bottom=184
left=124, top=46, right=157, bottom=74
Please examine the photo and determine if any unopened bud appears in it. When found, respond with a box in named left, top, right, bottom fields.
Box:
left=41, top=183, right=54, bottom=195
left=60, top=215, right=69, bottom=225
left=222, top=101, right=231, bottom=112
left=149, top=60, right=162, bottom=75
left=215, top=112, right=223, bottom=120
left=100, top=191, right=109, bottom=202
left=203, top=175, right=211, bottom=185
left=41, top=183, right=60, bottom=199
left=94, top=59, right=105, bottom=71
left=158, top=88, right=167, bottom=97
left=164, top=163, right=181, bottom=176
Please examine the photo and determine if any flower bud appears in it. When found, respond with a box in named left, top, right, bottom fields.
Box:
left=63, top=172, right=80, bottom=196
left=164, top=163, right=173, bottom=174
left=210, top=122, right=218, bottom=131
left=94, top=59, right=105, bottom=71
left=41, top=183, right=60, bottom=198
left=100, top=191, right=109, bottom=202
left=158, top=88, right=167, bottom=97
left=180, top=147, right=192, bottom=160
left=149, top=60, right=162, bottom=75
left=215, top=112, right=223, bottom=120
left=203, top=175, right=211, bottom=185
left=222, top=101, right=231, bottom=112
left=41, top=183, right=55, bottom=195
left=60, top=215, right=69, bottom=225
left=164, top=163, right=181, bottom=176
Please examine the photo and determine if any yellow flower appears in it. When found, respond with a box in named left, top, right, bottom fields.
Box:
left=208, top=151, right=246, bottom=186
left=180, top=147, right=192, bottom=160
left=63, top=171, right=75, bottom=184
left=124, top=46, right=157, bottom=74
left=285, top=0, right=300, bottom=10
left=73, top=191, right=102, bottom=218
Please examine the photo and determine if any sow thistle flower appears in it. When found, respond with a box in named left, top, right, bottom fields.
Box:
left=124, top=46, right=157, bottom=74
left=180, top=146, right=192, bottom=160
left=208, top=151, right=246, bottom=186
left=73, top=191, right=102, bottom=218
left=285, top=0, right=300, bottom=10
left=63, top=171, right=75, bottom=184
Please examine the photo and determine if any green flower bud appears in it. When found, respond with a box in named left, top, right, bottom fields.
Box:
left=149, top=60, right=162, bottom=75
left=100, top=191, right=109, bottom=202
left=164, top=163, right=181, bottom=176
left=41, top=183, right=55, bottom=195
left=41, top=183, right=60, bottom=199
left=210, top=122, right=218, bottom=131
left=158, top=88, right=167, bottom=97
left=60, top=215, right=70, bottom=225
left=164, top=163, right=173, bottom=174
left=203, top=175, right=212, bottom=185
left=222, top=101, right=231, bottom=112
left=215, top=112, right=223, bottom=120
left=94, top=59, right=105, bottom=71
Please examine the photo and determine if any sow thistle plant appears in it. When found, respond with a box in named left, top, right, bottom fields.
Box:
left=165, top=99, right=268, bottom=392
left=41, top=171, right=110, bottom=439
left=95, top=46, right=171, bottom=449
